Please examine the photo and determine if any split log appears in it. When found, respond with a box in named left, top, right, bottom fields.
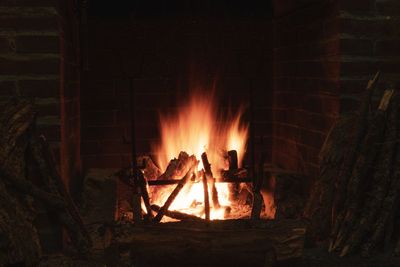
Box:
left=202, top=171, right=210, bottom=221
left=158, top=152, right=195, bottom=180
left=150, top=204, right=204, bottom=222
left=113, top=219, right=306, bottom=266
left=304, top=114, right=356, bottom=243
left=153, top=162, right=196, bottom=223
left=330, top=89, right=393, bottom=253
left=0, top=99, right=41, bottom=266
left=341, top=92, right=400, bottom=256
left=30, top=135, right=92, bottom=253
left=201, top=152, right=220, bottom=209
left=228, top=150, right=240, bottom=201
left=331, top=71, right=380, bottom=231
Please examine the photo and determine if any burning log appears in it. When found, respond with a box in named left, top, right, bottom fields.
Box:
left=202, top=170, right=210, bottom=221
left=150, top=204, right=204, bottom=222
left=153, top=161, right=196, bottom=223
left=228, top=150, right=240, bottom=201
left=158, top=152, right=195, bottom=180
left=201, top=152, right=220, bottom=209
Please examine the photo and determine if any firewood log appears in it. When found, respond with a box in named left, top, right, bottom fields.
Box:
left=331, top=89, right=393, bottom=253
left=361, top=94, right=400, bottom=257
left=150, top=204, right=204, bottom=222
left=158, top=152, right=195, bottom=180
left=331, top=71, right=380, bottom=237
left=202, top=171, right=210, bottom=221
left=30, top=135, right=92, bottom=253
left=153, top=161, right=196, bottom=223
left=341, top=92, right=399, bottom=256
left=201, top=152, right=220, bottom=209
left=304, top=114, right=356, bottom=243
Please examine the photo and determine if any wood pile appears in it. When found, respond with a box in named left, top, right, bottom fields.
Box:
left=0, top=99, right=91, bottom=266
left=305, top=72, right=400, bottom=257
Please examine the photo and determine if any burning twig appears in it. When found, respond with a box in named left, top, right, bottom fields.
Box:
left=201, top=152, right=220, bottom=209
left=151, top=204, right=204, bottom=222
left=202, top=170, right=210, bottom=221
left=153, top=163, right=196, bottom=223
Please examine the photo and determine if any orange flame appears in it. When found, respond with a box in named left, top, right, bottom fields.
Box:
left=151, top=90, right=248, bottom=220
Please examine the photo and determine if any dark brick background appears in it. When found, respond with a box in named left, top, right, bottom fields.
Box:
left=81, top=19, right=274, bottom=169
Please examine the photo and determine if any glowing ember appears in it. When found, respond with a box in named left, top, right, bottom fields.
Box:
left=150, top=90, right=249, bottom=221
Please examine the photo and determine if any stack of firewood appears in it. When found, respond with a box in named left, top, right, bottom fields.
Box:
left=0, top=99, right=91, bottom=266
left=305, top=72, right=400, bottom=257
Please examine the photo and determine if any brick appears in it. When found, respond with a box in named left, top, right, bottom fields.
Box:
left=82, top=110, right=115, bottom=126
left=19, top=79, right=59, bottom=98
left=1, top=0, right=58, bottom=6
left=341, top=17, right=399, bottom=39
left=0, top=17, right=58, bottom=31
left=338, top=0, right=373, bottom=13
left=0, top=56, right=59, bottom=75
left=376, top=0, right=400, bottom=15
left=82, top=154, right=125, bottom=168
left=0, top=80, right=16, bottom=96
left=341, top=38, right=373, bottom=56
left=375, top=39, right=400, bottom=57
left=16, top=35, right=59, bottom=53
left=82, top=126, right=124, bottom=140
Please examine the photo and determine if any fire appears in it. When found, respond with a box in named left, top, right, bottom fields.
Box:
left=151, top=90, right=248, bottom=221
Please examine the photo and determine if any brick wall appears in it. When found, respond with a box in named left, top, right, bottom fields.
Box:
left=0, top=0, right=81, bottom=251
left=272, top=0, right=341, bottom=186
left=339, top=0, right=400, bottom=112
left=81, top=19, right=273, bottom=170
left=272, top=0, right=400, bottom=187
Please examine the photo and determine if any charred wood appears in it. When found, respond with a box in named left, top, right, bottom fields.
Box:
left=202, top=171, right=210, bottom=221
left=153, top=161, right=196, bottom=223
left=150, top=204, right=204, bottom=222
left=201, top=152, right=220, bottom=209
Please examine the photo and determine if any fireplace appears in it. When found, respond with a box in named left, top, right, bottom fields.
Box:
left=2, top=0, right=400, bottom=266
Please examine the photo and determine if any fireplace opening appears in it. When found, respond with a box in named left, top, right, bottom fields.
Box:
left=2, top=0, right=400, bottom=267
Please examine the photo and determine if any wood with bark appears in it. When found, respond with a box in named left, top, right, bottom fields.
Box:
left=113, top=219, right=306, bottom=266
left=331, top=71, right=380, bottom=233
left=153, top=161, right=196, bottom=223
left=341, top=92, right=399, bottom=256
left=360, top=93, right=400, bottom=257
left=330, top=89, right=393, bottom=253
left=0, top=99, right=41, bottom=266
left=201, top=152, right=220, bottom=209
left=304, top=114, right=356, bottom=243
left=150, top=204, right=204, bottom=222
left=30, top=135, right=92, bottom=253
